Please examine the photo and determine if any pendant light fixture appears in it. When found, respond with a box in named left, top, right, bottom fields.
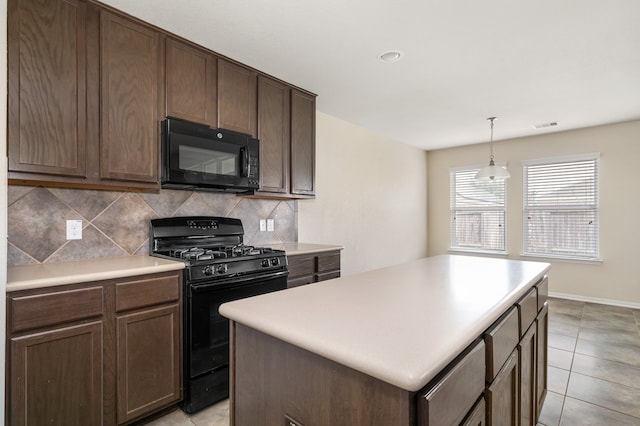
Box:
left=475, top=117, right=510, bottom=181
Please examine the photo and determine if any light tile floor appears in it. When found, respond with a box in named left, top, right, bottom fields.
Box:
left=538, top=297, right=640, bottom=425
left=148, top=297, right=640, bottom=425
left=144, top=399, right=229, bottom=426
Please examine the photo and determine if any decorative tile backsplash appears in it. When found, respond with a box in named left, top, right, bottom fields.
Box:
left=7, top=186, right=297, bottom=266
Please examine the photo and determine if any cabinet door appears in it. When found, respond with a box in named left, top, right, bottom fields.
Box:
left=10, top=321, right=103, bottom=426
left=290, top=89, right=316, bottom=196
left=462, top=397, right=486, bottom=426
left=519, top=323, right=537, bottom=426
left=218, top=59, right=257, bottom=137
left=257, top=76, right=290, bottom=194
left=99, top=11, right=161, bottom=184
left=536, top=302, right=549, bottom=420
left=116, top=304, right=181, bottom=423
left=165, top=38, right=217, bottom=127
left=486, top=349, right=519, bottom=426
left=8, top=0, right=88, bottom=178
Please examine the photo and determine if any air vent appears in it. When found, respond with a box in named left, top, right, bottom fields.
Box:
left=533, top=121, right=559, bottom=129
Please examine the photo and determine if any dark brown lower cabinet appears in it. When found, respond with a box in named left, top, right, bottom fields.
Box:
left=6, top=271, right=182, bottom=425
left=229, top=275, right=548, bottom=426
left=462, top=397, right=486, bottom=426
left=418, top=341, right=485, bottom=426
left=536, top=303, right=549, bottom=419
left=486, top=350, right=519, bottom=426
left=10, top=321, right=103, bottom=426
left=287, top=250, right=341, bottom=288
left=116, top=304, right=181, bottom=424
left=519, top=324, right=537, bottom=426
left=232, top=323, right=414, bottom=426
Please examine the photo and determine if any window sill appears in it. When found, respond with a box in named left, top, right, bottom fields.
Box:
left=519, top=254, right=603, bottom=265
left=448, top=249, right=509, bottom=257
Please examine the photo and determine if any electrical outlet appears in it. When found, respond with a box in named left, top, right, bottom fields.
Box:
left=259, top=219, right=267, bottom=232
left=267, top=219, right=274, bottom=232
left=66, top=219, right=83, bottom=240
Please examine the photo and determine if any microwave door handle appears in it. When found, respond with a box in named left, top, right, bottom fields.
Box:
left=241, top=147, right=250, bottom=177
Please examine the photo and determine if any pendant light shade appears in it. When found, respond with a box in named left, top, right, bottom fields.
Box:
left=475, top=117, right=510, bottom=181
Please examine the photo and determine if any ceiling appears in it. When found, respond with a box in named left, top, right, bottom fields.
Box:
left=101, top=0, right=640, bottom=151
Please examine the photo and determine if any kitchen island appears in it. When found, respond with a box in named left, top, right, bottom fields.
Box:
left=220, top=254, right=551, bottom=425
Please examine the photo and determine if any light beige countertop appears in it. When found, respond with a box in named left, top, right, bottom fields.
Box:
left=7, top=255, right=185, bottom=292
left=265, top=242, right=343, bottom=256
left=220, top=254, right=550, bottom=392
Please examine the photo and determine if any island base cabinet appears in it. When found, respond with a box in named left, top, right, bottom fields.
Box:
left=462, top=397, right=486, bottom=426
left=418, top=340, right=485, bottom=426
left=9, top=321, right=103, bottom=426
left=230, top=323, right=414, bottom=426
left=486, top=349, right=519, bottom=426
left=536, top=303, right=549, bottom=419
left=519, top=324, right=537, bottom=426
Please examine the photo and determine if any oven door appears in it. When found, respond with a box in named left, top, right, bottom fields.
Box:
left=187, top=269, right=288, bottom=379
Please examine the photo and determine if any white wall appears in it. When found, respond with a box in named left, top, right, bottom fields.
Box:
left=299, top=112, right=428, bottom=276
left=427, top=120, right=640, bottom=306
left=1, top=0, right=8, bottom=417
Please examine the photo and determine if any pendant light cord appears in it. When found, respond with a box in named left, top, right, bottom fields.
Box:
left=488, top=117, right=496, bottom=161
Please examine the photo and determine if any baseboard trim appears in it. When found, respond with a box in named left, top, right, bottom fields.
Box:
left=550, top=292, right=640, bottom=310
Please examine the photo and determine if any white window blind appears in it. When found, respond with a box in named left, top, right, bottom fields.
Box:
left=523, top=154, right=599, bottom=261
left=450, top=167, right=506, bottom=253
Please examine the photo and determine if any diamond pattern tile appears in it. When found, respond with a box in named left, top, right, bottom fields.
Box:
left=200, top=192, right=241, bottom=216
left=139, top=189, right=193, bottom=217
left=8, top=187, right=83, bottom=262
left=47, top=225, right=128, bottom=263
left=7, top=185, right=297, bottom=265
left=49, top=188, right=121, bottom=220
left=92, top=193, right=159, bottom=254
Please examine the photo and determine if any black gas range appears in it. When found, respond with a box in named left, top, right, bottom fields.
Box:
left=149, top=216, right=289, bottom=413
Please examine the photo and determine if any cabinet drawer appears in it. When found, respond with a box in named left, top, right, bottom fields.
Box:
left=11, top=287, right=103, bottom=333
left=317, top=252, right=340, bottom=273
left=419, top=340, right=485, bottom=426
left=518, top=287, right=538, bottom=337
left=287, top=275, right=315, bottom=288
left=287, top=255, right=315, bottom=278
left=316, top=271, right=340, bottom=282
left=485, top=306, right=519, bottom=382
left=116, top=274, right=180, bottom=312
left=536, top=276, right=549, bottom=312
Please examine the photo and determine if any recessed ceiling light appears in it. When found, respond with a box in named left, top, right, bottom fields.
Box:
left=379, top=50, right=403, bottom=63
left=533, top=121, right=559, bottom=129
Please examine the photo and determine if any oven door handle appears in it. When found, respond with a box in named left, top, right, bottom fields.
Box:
left=190, top=269, right=289, bottom=293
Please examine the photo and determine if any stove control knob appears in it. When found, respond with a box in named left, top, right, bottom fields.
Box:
left=270, top=258, right=279, bottom=266
left=203, top=265, right=213, bottom=276
left=217, top=264, right=228, bottom=274
left=261, top=259, right=270, bottom=267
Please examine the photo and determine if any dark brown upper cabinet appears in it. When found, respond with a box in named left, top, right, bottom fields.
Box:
left=291, top=89, right=316, bottom=197
left=256, top=76, right=291, bottom=195
left=165, top=37, right=217, bottom=127
left=8, top=0, right=162, bottom=190
left=218, top=59, right=258, bottom=137
left=98, top=10, right=162, bottom=185
left=8, top=0, right=316, bottom=196
left=8, top=0, right=88, bottom=179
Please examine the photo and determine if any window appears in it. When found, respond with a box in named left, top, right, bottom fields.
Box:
left=450, top=166, right=506, bottom=253
left=523, top=154, right=599, bottom=261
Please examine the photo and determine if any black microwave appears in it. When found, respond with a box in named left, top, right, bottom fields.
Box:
left=161, top=117, right=260, bottom=193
